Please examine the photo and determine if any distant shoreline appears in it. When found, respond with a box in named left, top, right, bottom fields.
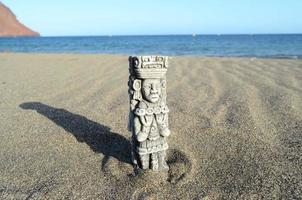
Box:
left=1, top=35, right=301, bottom=59
left=1, top=33, right=302, bottom=38
left=0, top=52, right=300, bottom=60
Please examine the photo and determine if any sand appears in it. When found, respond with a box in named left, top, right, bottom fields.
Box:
left=0, top=53, right=301, bottom=199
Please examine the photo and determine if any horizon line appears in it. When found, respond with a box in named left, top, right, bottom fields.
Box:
left=36, top=33, right=302, bottom=37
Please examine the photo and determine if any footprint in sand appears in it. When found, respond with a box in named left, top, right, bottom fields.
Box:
left=166, top=149, right=194, bottom=185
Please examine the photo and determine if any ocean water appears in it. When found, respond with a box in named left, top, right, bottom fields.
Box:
left=0, top=34, right=301, bottom=58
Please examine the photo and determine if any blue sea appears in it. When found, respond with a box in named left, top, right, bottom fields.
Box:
left=0, top=34, right=301, bottom=58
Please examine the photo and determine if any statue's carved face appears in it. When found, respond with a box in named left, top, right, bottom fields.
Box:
left=142, top=79, right=161, bottom=103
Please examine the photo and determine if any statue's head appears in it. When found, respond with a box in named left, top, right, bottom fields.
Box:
left=142, top=79, right=161, bottom=103
left=129, top=56, right=168, bottom=103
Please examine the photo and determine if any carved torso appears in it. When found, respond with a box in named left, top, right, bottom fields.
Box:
left=135, top=100, right=169, bottom=140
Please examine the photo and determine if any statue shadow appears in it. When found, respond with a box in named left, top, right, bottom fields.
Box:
left=19, top=102, right=132, bottom=169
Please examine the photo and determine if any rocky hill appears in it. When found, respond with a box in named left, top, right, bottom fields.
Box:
left=0, top=2, right=39, bottom=37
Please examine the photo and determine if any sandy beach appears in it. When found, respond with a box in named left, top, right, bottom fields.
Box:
left=0, top=53, right=301, bottom=199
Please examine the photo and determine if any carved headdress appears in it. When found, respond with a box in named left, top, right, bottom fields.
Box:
left=129, top=56, right=168, bottom=79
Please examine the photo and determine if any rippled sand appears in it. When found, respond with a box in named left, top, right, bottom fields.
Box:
left=0, top=53, right=301, bottom=199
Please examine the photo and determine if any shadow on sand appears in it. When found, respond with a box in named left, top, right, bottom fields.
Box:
left=19, top=102, right=132, bottom=168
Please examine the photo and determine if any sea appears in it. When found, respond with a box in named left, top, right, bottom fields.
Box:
left=0, top=34, right=301, bottom=59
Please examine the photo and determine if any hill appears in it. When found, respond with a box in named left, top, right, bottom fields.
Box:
left=0, top=2, right=39, bottom=37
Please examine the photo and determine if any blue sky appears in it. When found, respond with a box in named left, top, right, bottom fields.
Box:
left=2, top=0, right=302, bottom=36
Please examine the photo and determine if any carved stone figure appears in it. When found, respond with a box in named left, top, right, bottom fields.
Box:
left=128, top=56, right=170, bottom=171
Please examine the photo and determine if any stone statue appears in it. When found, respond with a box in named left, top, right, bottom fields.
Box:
left=128, top=56, right=170, bottom=171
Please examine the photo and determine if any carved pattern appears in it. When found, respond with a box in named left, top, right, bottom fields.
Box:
left=128, top=56, right=170, bottom=171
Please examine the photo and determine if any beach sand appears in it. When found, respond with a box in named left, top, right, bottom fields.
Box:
left=0, top=53, right=301, bottom=199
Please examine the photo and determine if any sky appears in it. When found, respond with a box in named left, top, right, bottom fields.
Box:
left=2, top=0, right=302, bottom=36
